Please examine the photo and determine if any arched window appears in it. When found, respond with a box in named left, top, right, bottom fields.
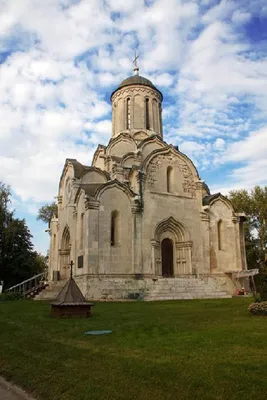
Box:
left=126, top=98, right=131, bottom=129
left=145, top=98, right=150, bottom=129
left=218, top=220, right=224, bottom=250
left=167, top=166, right=174, bottom=193
left=153, top=99, right=158, bottom=132
left=80, top=213, right=84, bottom=249
left=159, top=103, right=162, bottom=135
left=111, top=211, right=119, bottom=246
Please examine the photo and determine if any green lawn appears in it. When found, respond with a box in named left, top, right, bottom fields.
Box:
left=0, top=299, right=267, bottom=400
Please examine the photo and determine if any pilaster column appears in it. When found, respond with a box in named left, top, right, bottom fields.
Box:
left=86, top=200, right=100, bottom=274
left=151, top=240, right=160, bottom=275
left=200, top=210, right=210, bottom=274
left=132, top=202, right=143, bottom=274
left=175, top=241, right=193, bottom=275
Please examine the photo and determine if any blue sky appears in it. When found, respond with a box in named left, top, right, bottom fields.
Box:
left=0, top=0, right=267, bottom=254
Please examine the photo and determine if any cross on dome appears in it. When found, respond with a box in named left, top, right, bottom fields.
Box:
left=133, top=51, right=139, bottom=75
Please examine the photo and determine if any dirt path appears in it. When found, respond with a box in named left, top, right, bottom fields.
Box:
left=0, top=377, right=36, bottom=400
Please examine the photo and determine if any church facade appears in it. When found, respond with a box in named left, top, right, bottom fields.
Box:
left=48, top=69, right=248, bottom=300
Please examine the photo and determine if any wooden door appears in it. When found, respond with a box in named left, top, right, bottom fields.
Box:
left=161, top=238, right=174, bottom=277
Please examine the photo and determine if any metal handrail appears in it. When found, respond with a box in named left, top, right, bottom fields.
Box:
left=6, top=272, right=47, bottom=296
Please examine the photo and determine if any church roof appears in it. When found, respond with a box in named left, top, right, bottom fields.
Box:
left=66, top=159, right=85, bottom=179
left=119, top=75, right=155, bottom=89
left=52, top=277, right=87, bottom=305
left=111, top=74, right=163, bottom=100
left=202, top=193, right=221, bottom=206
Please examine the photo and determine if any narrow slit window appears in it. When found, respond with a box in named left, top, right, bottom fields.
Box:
left=218, top=220, right=224, bottom=250
left=167, top=166, right=173, bottom=193
left=111, top=211, right=119, bottom=246
left=126, top=98, right=131, bottom=129
left=153, top=99, right=158, bottom=132
left=145, top=98, right=150, bottom=129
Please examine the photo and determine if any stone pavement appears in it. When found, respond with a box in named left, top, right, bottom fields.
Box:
left=0, top=377, right=36, bottom=400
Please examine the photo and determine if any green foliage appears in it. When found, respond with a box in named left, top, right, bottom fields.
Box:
left=253, top=292, right=263, bottom=303
left=254, top=270, right=267, bottom=301
left=228, top=186, right=267, bottom=297
left=228, top=186, right=267, bottom=268
left=0, top=181, right=46, bottom=290
left=37, top=202, right=58, bottom=224
left=0, top=292, right=22, bottom=301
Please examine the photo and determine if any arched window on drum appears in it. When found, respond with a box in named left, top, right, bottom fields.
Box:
left=145, top=98, right=150, bottom=129
left=167, top=166, right=174, bottom=193
left=126, top=98, right=131, bottom=129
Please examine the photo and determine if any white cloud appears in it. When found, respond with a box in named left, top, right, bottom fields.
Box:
left=213, top=138, right=226, bottom=150
left=0, top=0, right=266, bottom=253
left=151, top=73, right=175, bottom=87
left=232, top=10, right=251, bottom=24
left=223, top=127, right=267, bottom=162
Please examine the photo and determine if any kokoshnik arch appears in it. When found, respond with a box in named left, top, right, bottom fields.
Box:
left=48, top=62, right=249, bottom=300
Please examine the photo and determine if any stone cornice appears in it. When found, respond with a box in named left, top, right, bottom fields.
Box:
left=85, top=199, right=100, bottom=210
left=111, top=85, right=162, bottom=102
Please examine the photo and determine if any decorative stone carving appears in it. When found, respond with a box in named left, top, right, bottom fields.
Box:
left=112, top=87, right=161, bottom=102
left=147, top=155, right=172, bottom=188
left=147, top=154, right=196, bottom=197
left=179, top=163, right=196, bottom=197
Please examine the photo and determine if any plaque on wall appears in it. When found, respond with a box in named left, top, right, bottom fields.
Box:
left=78, top=255, right=84, bottom=269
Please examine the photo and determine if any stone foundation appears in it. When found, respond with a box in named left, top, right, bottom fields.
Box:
left=37, top=274, right=240, bottom=301
left=73, top=274, right=236, bottom=301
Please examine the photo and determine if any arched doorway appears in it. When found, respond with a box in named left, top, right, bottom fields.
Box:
left=161, top=238, right=174, bottom=277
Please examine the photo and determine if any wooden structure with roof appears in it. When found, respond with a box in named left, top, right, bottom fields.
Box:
left=51, top=261, right=93, bottom=317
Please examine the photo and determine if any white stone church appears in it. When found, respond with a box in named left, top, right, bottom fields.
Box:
left=47, top=65, right=248, bottom=300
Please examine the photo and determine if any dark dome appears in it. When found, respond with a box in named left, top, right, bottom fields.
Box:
left=110, top=74, right=163, bottom=100
left=118, top=75, right=155, bottom=89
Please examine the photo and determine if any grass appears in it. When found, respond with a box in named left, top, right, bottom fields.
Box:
left=0, top=298, right=267, bottom=400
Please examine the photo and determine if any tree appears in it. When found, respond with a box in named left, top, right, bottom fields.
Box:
left=228, top=186, right=267, bottom=299
left=37, top=202, right=58, bottom=224
left=0, top=182, right=47, bottom=289
left=0, top=182, right=13, bottom=279
left=228, top=186, right=267, bottom=267
left=2, top=218, right=36, bottom=287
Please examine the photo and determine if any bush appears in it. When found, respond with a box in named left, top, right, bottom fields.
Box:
left=253, top=292, right=263, bottom=303
left=255, top=272, right=267, bottom=301
left=248, top=301, right=267, bottom=316
left=0, top=292, right=22, bottom=301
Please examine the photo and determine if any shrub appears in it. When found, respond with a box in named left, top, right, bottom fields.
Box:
left=248, top=301, right=267, bottom=316
left=253, top=292, right=263, bottom=303
left=0, top=292, right=22, bottom=301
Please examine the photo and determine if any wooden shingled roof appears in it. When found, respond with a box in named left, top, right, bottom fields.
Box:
left=52, top=277, right=87, bottom=305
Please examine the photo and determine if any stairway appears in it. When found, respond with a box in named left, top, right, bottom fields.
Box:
left=144, top=276, right=231, bottom=301
left=6, top=272, right=49, bottom=299
left=34, top=280, right=67, bottom=301
left=35, top=276, right=231, bottom=301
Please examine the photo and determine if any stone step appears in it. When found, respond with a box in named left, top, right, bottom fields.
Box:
left=146, top=294, right=231, bottom=301
left=34, top=280, right=67, bottom=300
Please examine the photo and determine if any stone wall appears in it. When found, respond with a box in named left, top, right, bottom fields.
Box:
left=111, top=85, right=162, bottom=138
left=73, top=275, right=235, bottom=300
